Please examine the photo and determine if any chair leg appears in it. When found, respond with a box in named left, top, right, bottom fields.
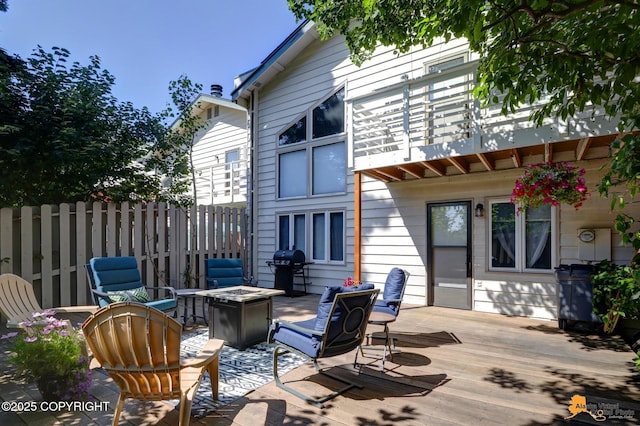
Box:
left=112, top=394, right=126, bottom=426
left=274, top=345, right=363, bottom=408
left=178, top=394, right=193, bottom=426
left=356, top=322, right=398, bottom=371
left=206, top=358, right=220, bottom=400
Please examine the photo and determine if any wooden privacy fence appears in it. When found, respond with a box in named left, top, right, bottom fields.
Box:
left=0, top=202, right=247, bottom=309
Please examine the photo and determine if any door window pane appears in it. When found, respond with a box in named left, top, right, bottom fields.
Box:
left=312, top=142, right=346, bottom=195
left=278, top=150, right=306, bottom=198
left=431, top=205, right=468, bottom=246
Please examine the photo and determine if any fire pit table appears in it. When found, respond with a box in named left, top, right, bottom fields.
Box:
left=196, top=286, right=285, bottom=349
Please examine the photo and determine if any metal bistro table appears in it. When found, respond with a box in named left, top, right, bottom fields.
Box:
left=175, top=288, right=208, bottom=327
left=196, top=286, right=285, bottom=350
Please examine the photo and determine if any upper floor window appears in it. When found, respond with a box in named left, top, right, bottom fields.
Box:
left=278, top=88, right=344, bottom=145
left=278, top=87, right=346, bottom=199
left=312, top=89, right=344, bottom=138
left=489, top=200, right=555, bottom=272
left=279, top=116, right=306, bottom=146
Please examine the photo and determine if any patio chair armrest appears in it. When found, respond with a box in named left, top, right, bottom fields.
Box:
left=145, top=286, right=177, bottom=299
left=54, top=305, right=99, bottom=314
left=181, top=338, right=224, bottom=368
left=90, top=288, right=125, bottom=303
left=271, top=318, right=323, bottom=338
left=379, top=297, right=402, bottom=304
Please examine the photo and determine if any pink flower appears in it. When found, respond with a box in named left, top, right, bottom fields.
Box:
left=511, top=161, right=589, bottom=212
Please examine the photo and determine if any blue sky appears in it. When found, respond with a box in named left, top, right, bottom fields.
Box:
left=0, top=0, right=300, bottom=114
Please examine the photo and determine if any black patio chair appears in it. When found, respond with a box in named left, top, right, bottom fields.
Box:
left=268, top=285, right=379, bottom=407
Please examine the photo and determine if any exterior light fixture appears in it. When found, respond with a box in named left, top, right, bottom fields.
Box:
left=475, top=203, right=484, bottom=218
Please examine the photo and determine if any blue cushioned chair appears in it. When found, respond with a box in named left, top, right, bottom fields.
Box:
left=355, top=268, right=409, bottom=370
left=268, top=285, right=379, bottom=408
left=374, top=268, right=410, bottom=316
left=204, top=258, right=248, bottom=289
left=85, top=256, right=177, bottom=314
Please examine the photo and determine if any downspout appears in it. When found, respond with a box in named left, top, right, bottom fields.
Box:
left=249, top=90, right=259, bottom=285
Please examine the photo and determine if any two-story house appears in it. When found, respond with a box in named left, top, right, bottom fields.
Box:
left=205, top=20, right=637, bottom=321
left=188, top=85, right=249, bottom=208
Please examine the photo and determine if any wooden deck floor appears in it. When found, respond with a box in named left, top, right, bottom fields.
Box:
left=1, top=294, right=639, bottom=425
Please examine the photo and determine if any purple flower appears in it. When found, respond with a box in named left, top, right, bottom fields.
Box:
left=24, top=336, right=37, bottom=343
left=0, top=332, right=18, bottom=340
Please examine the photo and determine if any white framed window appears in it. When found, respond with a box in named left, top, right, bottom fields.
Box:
left=277, top=87, right=346, bottom=199
left=312, top=211, right=344, bottom=262
left=489, top=199, right=556, bottom=272
left=277, top=210, right=345, bottom=263
left=278, top=150, right=307, bottom=198
left=278, top=213, right=306, bottom=251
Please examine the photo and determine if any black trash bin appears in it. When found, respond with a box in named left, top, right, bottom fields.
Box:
left=555, top=264, right=602, bottom=331
left=272, top=249, right=306, bottom=297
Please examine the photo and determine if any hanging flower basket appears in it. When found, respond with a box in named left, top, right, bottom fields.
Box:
left=510, top=161, right=590, bottom=212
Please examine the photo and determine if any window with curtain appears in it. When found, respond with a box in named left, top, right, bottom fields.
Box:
left=277, top=211, right=344, bottom=263
left=278, top=213, right=306, bottom=251
left=490, top=200, right=554, bottom=272
left=277, top=87, right=346, bottom=199
left=312, top=211, right=344, bottom=262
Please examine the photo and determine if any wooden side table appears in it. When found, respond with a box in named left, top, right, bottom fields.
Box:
left=175, top=288, right=208, bottom=326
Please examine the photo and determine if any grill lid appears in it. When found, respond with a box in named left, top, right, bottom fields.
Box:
left=272, top=249, right=306, bottom=267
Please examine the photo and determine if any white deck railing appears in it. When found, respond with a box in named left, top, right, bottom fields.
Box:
left=194, top=159, right=248, bottom=206
left=349, top=61, right=613, bottom=170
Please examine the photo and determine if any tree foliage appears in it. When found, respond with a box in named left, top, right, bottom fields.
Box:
left=162, top=75, right=209, bottom=206
left=0, top=46, right=187, bottom=207
left=289, top=0, right=640, bottom=259
left=159, top=75, right=210, bottom=286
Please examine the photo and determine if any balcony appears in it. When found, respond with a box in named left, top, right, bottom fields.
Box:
left=348, top=61, right=619, bottom=182
left=194, top=159, right=248, bottom=206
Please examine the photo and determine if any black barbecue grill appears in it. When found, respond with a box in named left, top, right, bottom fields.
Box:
left=268, top=249, right=309, bottom=296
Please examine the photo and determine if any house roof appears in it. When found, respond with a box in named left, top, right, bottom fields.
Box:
left=231, top=20, right=318, bottom=102
left=169, top=93, right=247, bottom=131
